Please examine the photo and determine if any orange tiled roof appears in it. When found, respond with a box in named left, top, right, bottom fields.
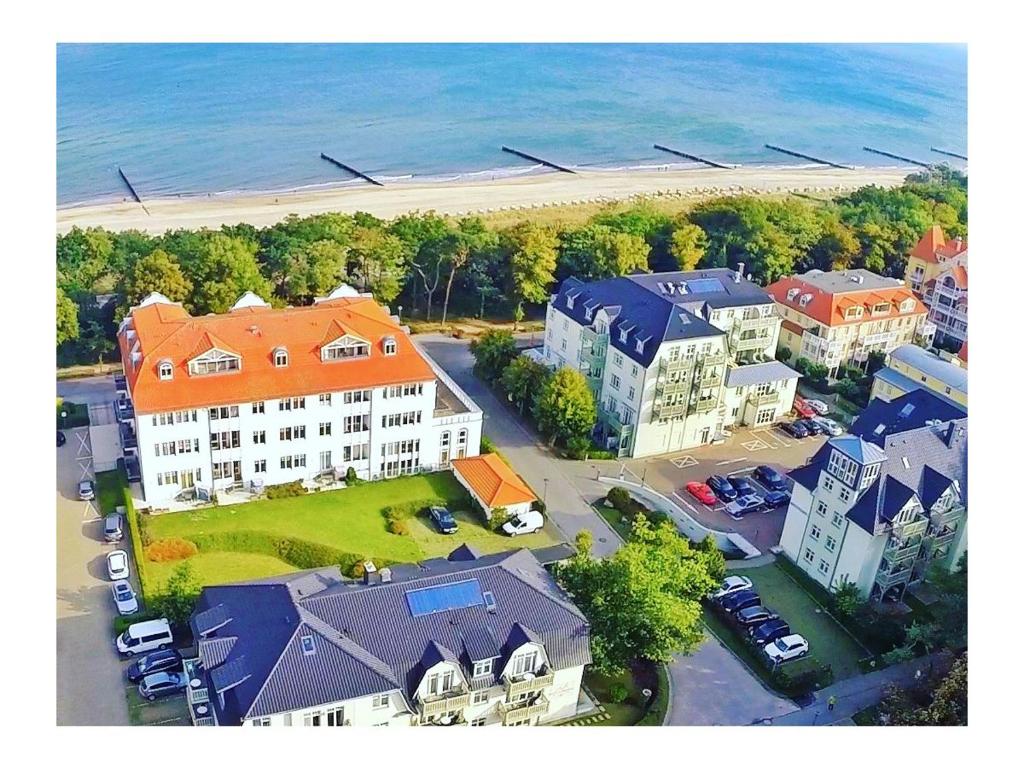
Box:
left=957, top=341, right=968, bottom=366
left=120, top=293, right=435, bottom=413
left=910, top=225, right=967, bottom=265
left=767, top=274, right=925, bottom=328
left=452, top=453, right=537, bottom=508
left=949, top=264, right=968, bottom=289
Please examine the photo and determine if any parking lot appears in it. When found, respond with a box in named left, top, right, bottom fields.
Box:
left=615, top=425, right=827, bottom=553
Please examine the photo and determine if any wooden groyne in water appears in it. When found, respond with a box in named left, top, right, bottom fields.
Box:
left=500, top=146, right=576, bottom=174
left=653, top=144, right=735, bottom=169
left=862, top=147, right=932, bottom=168
left=320, top=153, right=384, bottom=186
left=117, top=167, right=150, bottom=215
left=930, top=147, right=968, bottom=161
left=764, top=145, right=855, bottom=170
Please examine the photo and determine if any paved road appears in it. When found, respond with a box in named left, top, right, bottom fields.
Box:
left=666, top=632, right=798, bottom=725
left=416, top=335, right=621, bottom=556
left=58, top=374, right=119, bottom=407
left=56, top=425, right=130, bottom=725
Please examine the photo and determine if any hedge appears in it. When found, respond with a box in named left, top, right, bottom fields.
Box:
left=265, top=480, right=306, bottom=499
left=383, top=495, right=471, bottom=524
left=98, top=469, right=154, bottom=604
left=189, top=530, right=390, bottom=578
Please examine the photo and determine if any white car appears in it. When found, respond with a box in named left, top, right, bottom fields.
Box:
left=764, top=634, right=809, bottom=664
left=111, top=580, right=139, bottom=615
left=805, top=399, right=829, bottom=415
left=814, top=417, right=844, bottom=436
left=502, top=510, right=545, bottom=536
left=725, top=494, right=765, bottom=518
left=106, top=550, right=130, bottom=581
left=712, top=575, right=753, bottom=601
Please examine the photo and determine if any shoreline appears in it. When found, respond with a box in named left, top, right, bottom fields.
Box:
left=56, top=164, right=916, bottom=234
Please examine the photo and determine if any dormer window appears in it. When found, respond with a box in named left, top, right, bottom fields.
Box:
left=383, top=337, right=397, bottom=356
left=188, top=348, right=241, bottom=376
left=511, top=650, right=538, bottom=676
left=786, top=287, right=800, bottom=302
left=844, top=306, right=863, bottom=320
left=274, top=347, right=289, bottom=367
left=872, top=302, right=890, bottom=315
left=322, top=334, right=371, bottom=361
left=799, top=294, right=812, bottom=308
left=635, top=338, right=646, bottom=354
left=900, top=298, right=916, bottom=313
left=584, top=307, right=593, bottom=321
left=472, top=659, right=494, bottom=678
left=619, top=327, right=629, bottom=343
left=566, top=294, right=575, bottom=310
left=158, top=360, right=173, bottom=381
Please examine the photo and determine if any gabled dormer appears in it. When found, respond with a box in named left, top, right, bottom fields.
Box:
left=500, top=623, right=550, bottom=681
left=414, top=641, right=468, bottom=702
left=321, top=326, right=371, bottom=362
left=825, top=436, right=886, bottom=492
left=188, top=342, right=241, bottom=377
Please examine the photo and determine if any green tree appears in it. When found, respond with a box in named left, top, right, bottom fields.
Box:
left=151, top=561, right=200, bottom=629
left=877, top=654, right=967, bottom=726
left=120, top=248, right=193, bottom=308
left=593, top=227, right=651, bottom=277
left=533, top=367, right=597, bottom=447
left=469, top=329, right=518, bottom=384
left=282, top=239, right=349, bottom=304
left=500, top=355, right=551, bottom=414
left=669, top=222, right=708, bottom=271
left=555, top=516, right=717, bottom=673
left=56, top=285, right=79, bottom=346
left=186, top=234, right=272, bottom=315
left=349, top=226, right=408, bottom=304
left=502, top=222, right=558, bottom=329
left=695, top=535, right=726, bottom=583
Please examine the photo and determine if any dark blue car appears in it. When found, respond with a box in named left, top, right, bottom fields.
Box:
left=707, top=475, right=738, bottom=502
left=429, top=506, right=459, bottom=534
left=750, top=618, right=791, bottom=646
left=754, top=465, right=787, bottom=491
left=730, top=476, right=758, bottom=498
left=781, top=420, right=810, bottom=439
left=764, top=490, right=791, bottom=509
left=720, top=589, right=761, bottom=614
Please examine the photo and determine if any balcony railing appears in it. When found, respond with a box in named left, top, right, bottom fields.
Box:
left=652, top=401, right=689, bottom=420
left=698, top=373, right=723, bottom=389
left=748, top=390, right=781, bottom=407
left=655, top=377, right=691, bottom=396
left=893, top=517, right=929, bottom=538
left=692, top=398, right=718, bottom=414
left=930, top=505, right=965, bottom=529
left=738, top=315, right=776, bottom=331
left=699, top=352, right=728, bottom=367
left=874, top=566, right=912, bottom=589
left=505, top=671, right=555, bottom=699
left=419, top=689, right=471, bottom=719
left=733, top=335, right=772, bottom=352
left=498, top=693, right=550, bottom=726
left=927, top=527, right=958, bottom=548
left=884, top=540, right=921, bottom=564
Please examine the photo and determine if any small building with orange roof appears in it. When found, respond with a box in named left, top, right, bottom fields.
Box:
left=451, top=452, right=537, bottom=520
left=905, top=225, right=968, bottom=297
left=766, top=269, right=934, bottom=379
left=118, top=286, right=482, bottom=508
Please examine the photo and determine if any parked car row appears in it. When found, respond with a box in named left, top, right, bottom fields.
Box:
left=687, top=467, right=791, bottom=518
left=710, top=576, right=810, bottom=666
left=115, top=621, right=187, bottom=701
left=781, top=415, right=844, bottom=439
left=427, top=505, right=545, bottom=537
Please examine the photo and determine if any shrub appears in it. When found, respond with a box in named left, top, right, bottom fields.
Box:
left=137, top=514, right=153, bottom=547
left=382, top=497, right=455, bottom=523
left=606, top=487, right=632, bottom=511
left=533, top=499, right=547, bottom=514
left=265, top=480, right=306, bottom=499
left=388, top=518, right=410, bottom=536
left=489, top=506, right=511, bottom=532
left=776, top=346, right=793, bottom=362
left=772, top=664, right=833, bottom=698
left=345, top=466, right=360, bottom=486
left=113, top=610, right=158, bottom=636
left=480, top=435, right=498, bottom=454
left=145, top=537, right=198, bottom=563
left=189, top=530, right=382, bottom=579
left=608, top=682, right=630, bottom=704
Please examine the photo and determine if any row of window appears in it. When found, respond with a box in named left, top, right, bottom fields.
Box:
left=152, top=410, right=199, bottom=426
left=155, top=439, right=200, bottom=457
left=385, top=383, right=423, bottom=399
left=808, top=525, right=837, bottom=552
left=152, top=390, right=385, bottom=427
left=382, top=411, right=422, bottom=428
left=382, top=439, right=421, bottom=456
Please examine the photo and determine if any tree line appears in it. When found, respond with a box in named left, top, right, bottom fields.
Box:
left=57, top=166, right=966, bottom=366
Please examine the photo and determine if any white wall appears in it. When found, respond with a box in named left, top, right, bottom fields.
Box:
left=241, top=688, right=412, bottom=727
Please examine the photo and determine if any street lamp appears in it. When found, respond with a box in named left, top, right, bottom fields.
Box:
left=543, top=478, right=549, bottom=505
left=397, top=305, right=403, bottom=323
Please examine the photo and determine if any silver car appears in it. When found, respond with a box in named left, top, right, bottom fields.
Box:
left=111, top=580, right=139, bottom=615
left=814, top=417, right=845, bottom=436
left=78, top=480, right=95, bottom=500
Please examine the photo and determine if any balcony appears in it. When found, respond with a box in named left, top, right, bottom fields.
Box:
left=874, top=566, right=912, bottom=590
left=748, top=390, right=781, bottom=407
left=692, top=398, right=719, bottom=414
left=732, top=335, right=772, bottom=352
left=419, top=689, right=471, bottom=719
left=927, top=527, right=958, bottom=549
left=699, top=352, right=728, bottom=367
left=884, top=539, right=921, bottom=565
left=184, top=658, right=216, bottom=726
left=505, top=671, right=555, bottom=699
left=930, top=505, right=965, bottom=529
left=698, top=373, right=723, bottom=389
left=498, top=693, right=550, bottom=726
left=652, top=401, right=689, bottom=420
left=893, top=517, right=929, bottom=538
left=738, top=314, right=776, bottom=331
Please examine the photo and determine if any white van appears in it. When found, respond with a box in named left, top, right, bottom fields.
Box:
left=502, top=510, right=545, bottom=536
left=116, top=618, right=173, bottom=657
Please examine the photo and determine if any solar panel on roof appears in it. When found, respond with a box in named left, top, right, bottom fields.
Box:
left=406, top=579, right=484, bottom=617
left=683, top=278, right=725, bottom=295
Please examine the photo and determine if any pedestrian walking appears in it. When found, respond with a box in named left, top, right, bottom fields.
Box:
left=827, top=695, right=837, bottom=712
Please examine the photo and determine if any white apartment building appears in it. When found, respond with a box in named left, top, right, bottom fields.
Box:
left=184, top=546, right=591, bottom=726
left=117, top=287, right=481, bottom=508
left=779, top=390, right=967, bottom=601
left=542, top=269, right=799, bottom=458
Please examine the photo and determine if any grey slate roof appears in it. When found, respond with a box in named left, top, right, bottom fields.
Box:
left=725, top=360, right=800, bottom=389
left=872, top=367, right=966, bottom=412
left=794, top=268, right=905, bottom=294
left=190, top=547, right=591, bottom=725
left=788, top=395, right=966, bottom=535
left=552, top=269, right=773, bottom=368
left=888, top=344, right=967, bottom=396
left=830, top=434, right=888, bottom=466
left=851, top=389, right=967, bottom=446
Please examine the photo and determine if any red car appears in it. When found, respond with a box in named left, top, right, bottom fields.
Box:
left=793, top=396, right=817, bottom=419
left=685, top=481, right=717, bottom=506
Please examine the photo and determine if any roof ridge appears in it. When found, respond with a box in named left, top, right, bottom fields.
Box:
left=241, top=619, right=303, bottom=721
left=295, top=606, right=400, bottom=687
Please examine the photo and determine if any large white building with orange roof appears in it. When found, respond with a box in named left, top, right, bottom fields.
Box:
left=767, top=269, right=935, bottom=379
left=905, top=225, right=968, bottom=351
left=118, top=286, right=482, bottom=508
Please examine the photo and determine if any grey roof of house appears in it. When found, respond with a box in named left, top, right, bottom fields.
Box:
left=794, top=268, right=906, bottom=294
left=190, top=548, right=591, bottom=725
left=851, top=389, right=967, bottom=446
left=887, top=344, right=968, bottom=395
left=788, top=395, right=967, bottom=535
left=830, top=435, right=888, bottom=466
left=872, top=368, right=967, bottom=412
left=725, top=360, right=801, bottom=389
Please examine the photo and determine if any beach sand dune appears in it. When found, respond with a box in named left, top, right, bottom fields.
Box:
left=56, top=165, right=914, bottom=234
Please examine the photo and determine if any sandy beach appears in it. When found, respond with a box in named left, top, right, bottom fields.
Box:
left=56, top=165, right=915, bottom=234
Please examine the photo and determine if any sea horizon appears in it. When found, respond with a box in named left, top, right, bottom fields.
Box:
left=56, top=43, right=967, bottom=207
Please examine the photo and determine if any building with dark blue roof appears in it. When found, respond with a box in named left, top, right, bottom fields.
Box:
left=183, top=547, right=591, bottom=727
left=541, top=268, right=799, bottom=457
left=779, top=392, right=966, bottom=602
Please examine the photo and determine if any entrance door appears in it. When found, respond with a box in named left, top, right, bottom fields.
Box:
left=699, top=427, right=711, bottom=445
left=180, top=470, right=195, bottom=490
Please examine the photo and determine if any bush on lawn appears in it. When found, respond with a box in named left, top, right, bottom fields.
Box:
left=564, top=435, right=615, bottom=460
left=388, top=518, right=411, bottom=536
left=145, top=537, right=198, bottom=563
left=190, top=530, right=383, bottom=578
left=344, top=466, right=362, bottom=486
left=265, top=480, right=306, bottom=499
left=771, top=663, right=833, bottom=698
left=605, top=487, right=670, bottom=532
left=382, top=497, right=456, bottom=524
left=608, top=682, right=630, bottom=704
left=488, top=506, right=511, bottom=532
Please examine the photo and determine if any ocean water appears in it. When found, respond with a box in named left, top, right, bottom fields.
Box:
left=56, top=43, right=967, bottom=207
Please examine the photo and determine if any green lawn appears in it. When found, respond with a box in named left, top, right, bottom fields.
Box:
left=148, top=551, right=297, bottom=590
left=143, top=472, right=561, bottom=587
left=581, top=661, right=665, bottom=726
left=96, top=470, right=126, bottom=515
left=593, top=503, right=632, bottom=541
left=710, top=562, right=868, bottom=684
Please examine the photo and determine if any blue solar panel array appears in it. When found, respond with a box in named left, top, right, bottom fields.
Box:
left=683, top=277, right=725, bottom=295
left=406, top=579, right=485, bottom=617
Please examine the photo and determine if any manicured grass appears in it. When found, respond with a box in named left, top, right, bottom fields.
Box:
left=593, top=503, right=632, bottom=542
left=144, top=472, right=560, bottom=586
left=583, top=661, right=663, bottom=726
left=729, top=562, right=867, bottom=681
left=57, top=399, right=90, bottom=429
left=148, top=551, right=297, bottom=590
left=96, top=470, right=126, bottom=515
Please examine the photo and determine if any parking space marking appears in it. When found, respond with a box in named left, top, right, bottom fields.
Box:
left=715, top=457, right=745, bottom=466
left=758, top=428, right=791, bottom=449
left=741, top=438, right=771, bottom=452
left=82, top=500, right=101, bottom=522
left=672, top=491, right=703, bottom=516
left=671, top=455, right=698, bottom=469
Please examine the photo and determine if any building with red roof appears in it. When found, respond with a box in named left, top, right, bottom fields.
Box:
left=766, top=269, right=934, bottom=379
left=118, top=286, right=482, bottom=508
left=906, top=225, right=968, bottom=296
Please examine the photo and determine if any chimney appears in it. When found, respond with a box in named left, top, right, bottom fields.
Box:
left=362, top=560, right=378, bottom=586
left=735, top=262, right=745, bottom=282
left=944, top=421, right=960, bottom=447
left=379, top=567, right=392, bottom=584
